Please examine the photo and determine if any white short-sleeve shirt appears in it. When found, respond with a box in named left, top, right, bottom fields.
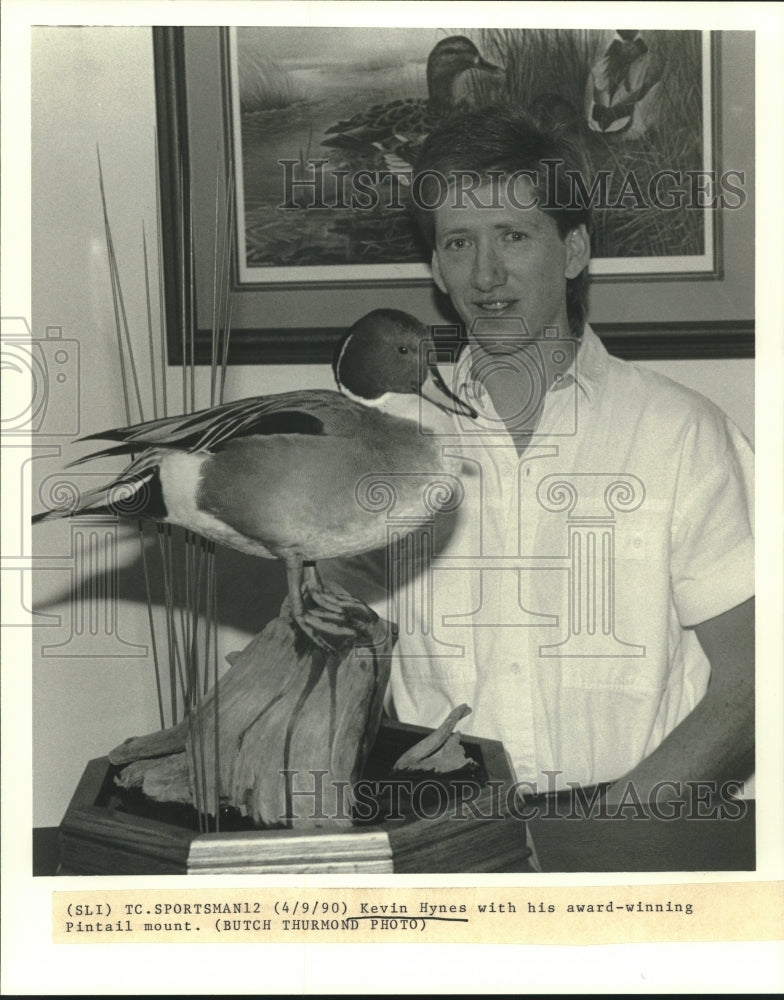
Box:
left=324, top=325, right=755, bottom=790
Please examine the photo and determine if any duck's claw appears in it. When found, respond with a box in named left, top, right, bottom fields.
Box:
left=307, top=585, right=377, bottom=623
left=288, top=563, right=382, bottom=650
left=303, top=610, right=358, bottom=639
left=290, top=607, right=357, bottom=653
left=292, top=590, right=381, bottom=651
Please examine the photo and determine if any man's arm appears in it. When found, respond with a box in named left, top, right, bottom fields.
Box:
left=605, top=596, right=755, bottom=804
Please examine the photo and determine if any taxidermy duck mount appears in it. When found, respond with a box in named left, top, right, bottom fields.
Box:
left=34, top=307, right=478, bottom=832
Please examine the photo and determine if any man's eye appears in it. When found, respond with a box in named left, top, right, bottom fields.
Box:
left=506, top=231, right=527, bottom=242
left=444, top=237, right=469, bottom=250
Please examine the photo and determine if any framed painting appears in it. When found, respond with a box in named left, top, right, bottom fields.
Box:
left=154, top=26, right=754, bottom=364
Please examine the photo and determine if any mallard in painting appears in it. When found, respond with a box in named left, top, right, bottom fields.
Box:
left=321, top=35, right=502, bottom=168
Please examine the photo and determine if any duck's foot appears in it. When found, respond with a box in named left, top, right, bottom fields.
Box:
left=294, top=601, right=380, bottom=652
left=284, top=557, right=382, bottom=651
left=293, top=607, right=358, bottom=652
left=307, top=579, right=377, bottom=620
left=297, top=575, right=381, bottom=651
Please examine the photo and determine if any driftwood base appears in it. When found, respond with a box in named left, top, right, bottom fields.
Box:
left=107, top=600, right=396, bottom=829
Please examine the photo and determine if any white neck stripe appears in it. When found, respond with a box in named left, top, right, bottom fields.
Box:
left=340, top=383, right=392, bottom=409
left=334, top=334, right=352, bottom=391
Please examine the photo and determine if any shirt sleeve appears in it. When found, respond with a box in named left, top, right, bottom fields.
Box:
left=670, top=411, right=754, bottom=627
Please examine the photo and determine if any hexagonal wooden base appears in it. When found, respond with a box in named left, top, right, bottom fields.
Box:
left=59, top=720, right=537, bottom=875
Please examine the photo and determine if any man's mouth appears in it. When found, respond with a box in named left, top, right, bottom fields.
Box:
left=473, top=300, right=518, bottom=314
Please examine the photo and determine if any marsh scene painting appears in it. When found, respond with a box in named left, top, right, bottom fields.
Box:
left=231, top=27, right=711, bottom=281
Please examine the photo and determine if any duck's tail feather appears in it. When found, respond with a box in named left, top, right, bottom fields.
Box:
left=32, top=459, right=167, bottom=525
left=67, top=442, right=157, bottom=467
left=32, top=499, right=117, bottom=524
left=380, top=151, right=413, bottom=183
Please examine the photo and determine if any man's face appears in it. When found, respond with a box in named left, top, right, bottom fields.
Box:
left=430, top=176, right=589, bottom=347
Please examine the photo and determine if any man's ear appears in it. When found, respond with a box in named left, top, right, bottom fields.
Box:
left=431, top=251, right=448, bottom=294
left=564, top=225, right=591, bottom=279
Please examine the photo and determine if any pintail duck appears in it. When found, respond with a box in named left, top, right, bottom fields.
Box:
left=322, top=35, right=502, bottom=168
left=33, top=310, right=476, bottom=647
left=585, top=30, right=662, bottom=138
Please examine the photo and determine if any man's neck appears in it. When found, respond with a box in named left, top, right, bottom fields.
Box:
left=472, top=336, right=578, bottom=446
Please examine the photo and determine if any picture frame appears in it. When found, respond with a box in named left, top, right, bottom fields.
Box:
left=154, top=26, right=754, bottom=364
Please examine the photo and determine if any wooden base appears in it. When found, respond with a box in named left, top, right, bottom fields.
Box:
left=59, top=720, right=537, bottom=874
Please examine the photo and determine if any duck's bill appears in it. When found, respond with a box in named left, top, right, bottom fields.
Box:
left=422, top=364, right=478, bottom=419
left=478, top=57, right=503, bottom=75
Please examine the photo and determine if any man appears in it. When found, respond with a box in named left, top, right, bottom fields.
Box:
left=335, top=106, right=755, bottom=806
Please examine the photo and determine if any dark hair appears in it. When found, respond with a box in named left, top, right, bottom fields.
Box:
left=412, top=103, right=592, bottom=338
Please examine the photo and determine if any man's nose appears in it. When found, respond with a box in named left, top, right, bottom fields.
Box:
left=472, top=244, right=506, bottom=290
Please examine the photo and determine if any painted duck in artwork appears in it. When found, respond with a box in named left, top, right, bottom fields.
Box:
left=321, top=35, right=503, bottom=169
left=585, top=30, right=662, bottom=139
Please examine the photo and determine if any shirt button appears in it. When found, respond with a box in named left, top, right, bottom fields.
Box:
left=510, top=661, right=522, bottom=674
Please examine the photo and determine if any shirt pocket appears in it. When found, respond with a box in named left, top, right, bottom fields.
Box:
left=553, top=654, right=669, bottom=694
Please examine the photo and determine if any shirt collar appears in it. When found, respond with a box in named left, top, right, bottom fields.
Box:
left=566, top=323, right=608, bottom=408
left=452, top=323, right=608, bottom=411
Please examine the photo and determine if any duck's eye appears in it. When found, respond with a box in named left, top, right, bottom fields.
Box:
left=398, top=346, right=409, bottom=355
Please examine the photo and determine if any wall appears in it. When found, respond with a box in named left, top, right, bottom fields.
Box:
left=30, top=27, right=755, bottom=826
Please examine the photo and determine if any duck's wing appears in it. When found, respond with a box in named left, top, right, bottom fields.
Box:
left=321, top=98, right=429, bottom=152
left=71, top=390, right=349, bottom=464
left=323, top=100, right=407, bottom=136
left=373, top=100, right=464, bottom=170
